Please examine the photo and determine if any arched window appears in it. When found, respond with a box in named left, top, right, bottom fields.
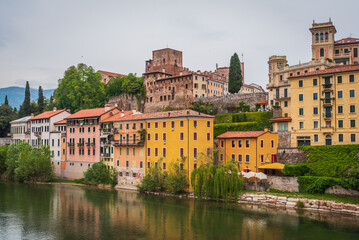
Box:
left=325, top=32, right=328, bottom=41
left=315, top=33, right=319, bottom=42
left=320, top=48, right=325, bottom=57
left=320, top=33, right=324, bottom=41
left=163, top=58, right=166, bottom=64
left=325, top=135, right=332, bottom=145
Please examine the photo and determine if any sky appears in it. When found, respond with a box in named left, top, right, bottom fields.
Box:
left=0, top=0, right=358, bottom=90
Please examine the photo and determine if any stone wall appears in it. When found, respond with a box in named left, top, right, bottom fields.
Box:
left=267, top=176, right=299, bottom=192
left=106, top=94, right=144, bottom=112
left=277, top=148, right=307, bottom=164
left=195, top=92, right=267, bottom=114
left=325, top=185, right=359, bottom=198
left=277, top=131, right=292, bottom=148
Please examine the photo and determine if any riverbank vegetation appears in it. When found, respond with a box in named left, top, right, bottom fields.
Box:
left=0, top=142, right=54, bottom=182
left=83, top=162, right=118, bottom=187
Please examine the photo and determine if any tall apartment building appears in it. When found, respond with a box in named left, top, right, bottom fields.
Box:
left=63, top=106, right=120, bottom=179
left=9, top=116, right=31, bottom=144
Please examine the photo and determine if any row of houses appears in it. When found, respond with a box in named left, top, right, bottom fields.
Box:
left=10, top=107, right=279, bottom=186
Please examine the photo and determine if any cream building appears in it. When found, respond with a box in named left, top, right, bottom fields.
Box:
left=10, top=116, right=31, bottom=144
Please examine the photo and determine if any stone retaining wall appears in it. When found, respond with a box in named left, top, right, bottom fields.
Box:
left=239, top=193, right=359, bottom=216
left=277, top=148, right=307, bottom=164
left=267, top=176, right=299, bottom=192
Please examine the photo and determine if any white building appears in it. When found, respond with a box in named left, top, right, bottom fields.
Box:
left=10, top=116, right=31, bottom=144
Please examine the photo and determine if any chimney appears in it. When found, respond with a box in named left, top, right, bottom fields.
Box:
left=53, top=107, right=57, bottom=111
left=121, top=110, right=125, bottom=117
left=105, top=104, right=111, bottom=112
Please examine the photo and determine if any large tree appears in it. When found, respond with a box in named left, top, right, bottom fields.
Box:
left=0, top=103, right=17, bottom=137
left=228, top=53, right=243, bottom=93
left=4, top=95, right=8, bottom=105
left=19, top=81, right=31, bottom=117
left=105, top=73, right=144, bottom=99
left=38, top=86, right=44, bottom=113
left=55, top=63, right=106, bottom=113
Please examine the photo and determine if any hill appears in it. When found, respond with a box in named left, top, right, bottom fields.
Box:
left=0, top=87, right=55, bottom=109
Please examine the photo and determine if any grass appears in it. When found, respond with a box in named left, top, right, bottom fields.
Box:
left=242, top=189, right=359, bottom=205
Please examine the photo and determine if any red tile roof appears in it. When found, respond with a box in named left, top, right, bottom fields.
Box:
left=54, top=119, right=67, bottom=125
left=65, top=107, right=118, bottom=119
left=217, top=131, right=266, bottom=139
left=269, top=117, right=292, bottom=123
left=31, top=109, right=67, bottom=120
left=256, top=100, right=268, bottom=105
left=101, top=109, right=214, bottom=123
left=98, top=70, right=126, bottom=78
left=335, top=37, right=359, bottom=45
left=99, top=110, right=136, bottom=122
left=288, top=64, right=359, bottom=78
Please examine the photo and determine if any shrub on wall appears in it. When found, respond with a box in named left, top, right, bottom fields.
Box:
left=283, top=163, right=310, bottom=177
left=215, top=112, right=273, bottom=130
left=297, top=176, right=339, bottom=194
left=214, top=122, right=258, bottom=137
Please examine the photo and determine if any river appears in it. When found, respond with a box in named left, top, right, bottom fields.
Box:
left=0, top=181, right=359, bottom=240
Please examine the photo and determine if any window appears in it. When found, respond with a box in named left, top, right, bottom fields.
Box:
left=299, top=108, right=304, bottom=116
left=162, top=162, right=166, bottom=170
left=350, top=89, right=355, bottom=98
left=245, top=155, right=250, bottom=163
left=147, top=133, right=151, bottom=141
left=338, top=105, right=343, bottom=114
left=140, top=161, right=143, bottom=168
left=320, top=48, right=324, bottom=57
left=260, top=140, right=264, bottom=148
left=313, top=79, right=317, bottom=86
left=171, top=121, right=175, bottom=128
left=155, top=133, right=158, bottom=141
left=194, top=163, right=197, bottom=169
left=193, top=132, right=197, bottom=140
left=147, top=162, right=151, bottom=168
left=349, top=75, right=355, bottom=83
left=338, top=120, right=343, bottom=128
left=154, top=148, right=158, bottom=157
left=314, top=121, right=318, bottom=129
left=299, top=80, right=303, bottom=87
left=338, top=91, right=345, bottom=100
left=162, top=122, right=166, bottom=128
left=147, top=122, right=151, bottom=128
left=245, top=140, right=249, bottom=148
left=163, top=133, right=167, bottom=141
left=351, top=134, right=356, bottom=143
left=350, top=105, right=356, bottom=113
left=147, top=148, right=151, bottom=156
left=221, top=140, right=224, bottom=148
left=133, top=148, right=136, bottom=156
left=194, top=148, right=198, bottom=159
left=207, top=133, right=210, bottom=141
left=350, top=119, right=356, bottom=128
left=163, top=148, right=166, bottom=157
left=155, top=122, right=158, bottom=128
left=299, top=94, right=303, bottom=101
left=126, top=161, right=129, bottom=167
left=261, top=155, right=264, bottom=163
left=299, top=122, right=304, bottom=129
left=271, top=140, right=274, bottom=148
left=313, top=92, right=318, bottom=100
left=180, top=148, right=184, bottom=158
left=220, top=154, right=223, bottom=161
left=284, top=101, right=288, bottom=107
left=93, top=149, right=95, bottom=155
left=313, top=107, right=318, bottom=115
left=207, top=121, right=211, bottom=127
left=180, top=132, right=184, bottom=141
left=338, top=134, right=344, bottom=143
left=354, top=48, right=358, bottom=58
left=231, top=154, right=235, bottom=160
left=314, top=134, right=318, bottom=142
left=238, top=140, right=242, bottom=148
left=337, top=76, right=342, bottom=84
left=126, top=148, right=129, bottom=155
left=238, top=154, right=242, bottom=162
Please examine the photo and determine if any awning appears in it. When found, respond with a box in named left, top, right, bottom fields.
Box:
left=258, top=163, right=284, bottom=170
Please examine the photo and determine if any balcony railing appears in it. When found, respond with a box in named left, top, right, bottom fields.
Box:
left=100, top=140, right=112, bottom=146
left=113, top=139, right=144, bottom=147
left=68, top=142, right=75, bottom=147
left=77, top=142, right=85, bottom=148
left=34, top=131, right=41, bottom=137
left=322, top=83, right=332, bottom=89
left=86, top=142, right=95, bottom=147
left=101, top=153, right=111, bottom=158
left=323, top=113, right=332, bottom=119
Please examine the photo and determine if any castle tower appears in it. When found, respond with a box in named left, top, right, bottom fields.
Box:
left=310, top=19, right=336, bottom=60
left=145, top=48, right=183, bottom=76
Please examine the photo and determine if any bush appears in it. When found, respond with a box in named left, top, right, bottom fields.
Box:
left=164, top=161, right=188, bottom=194
left=0, top=145, right=7, bottom=175
left=299, top=145, right=359, bottom=178
left=84, top=162, right=118, bottom=187
left=214, top=122, right=258, bottom=137
left=215, top=112, right=273, bottom=130
left=296, top=201, right=304, bottom=208
left=137, top=160, right=166, bottom=192
left=297, top=176, right=340, bottom=194
left=283, top=163, right=310, bottom=177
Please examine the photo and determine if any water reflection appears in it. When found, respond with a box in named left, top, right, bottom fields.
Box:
left=1, top=182, right=359, bottom=240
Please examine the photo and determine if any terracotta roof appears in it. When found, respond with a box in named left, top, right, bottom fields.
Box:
left=288, top=64, right=359, bottom=78
left=217, top=131, right=266, bottom=139
left=335, top=37, right=359, bottom=45
left=54, top=119, right=67, bottom=125
left=101, top=109, right=214, bottom=123
left=65, top=107, right=118, bottom=119
left=31, top=109, right=66, bottom=120
left=256, top=100, right=268, bottom=105
left=269, top=117, right=292, bottom=123
left=10, top=116, right=31, bottom=124
left=98, top=70, right=126, bottom=78
left=99, top=110, right=136, bottom=122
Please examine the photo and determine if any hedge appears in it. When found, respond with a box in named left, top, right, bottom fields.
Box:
left=297, top=176, right=359, bottom=194
left=215, top=112, right=273, bottom=130
left=299, top=145, right=359, bottom=178
left=283, top=163, right=310, bottom=177
left=214, top=122, right=258, bottom=138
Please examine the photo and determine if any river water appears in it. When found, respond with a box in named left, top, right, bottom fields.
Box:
left=0, top=181, right=359, bottom=240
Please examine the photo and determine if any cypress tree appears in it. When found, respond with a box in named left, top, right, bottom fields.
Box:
left=38, top=86, right=44, bottom=113
left=228, top=53, right=243, bottom=93
left=4, top=95, right=8, bottom=105
left=22, top=81, right=31, bottom=116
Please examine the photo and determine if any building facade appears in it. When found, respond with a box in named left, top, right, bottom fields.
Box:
left=217, top=130, right=278, bottom=173
left=9, top=116, right=31, bottom=144
left=98, top=70, right=126, bottom=84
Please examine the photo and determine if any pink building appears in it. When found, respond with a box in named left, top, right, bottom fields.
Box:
left=63, top=106, right=120, bottom=179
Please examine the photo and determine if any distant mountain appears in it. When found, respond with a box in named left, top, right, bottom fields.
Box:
left=0, top=87, right=55, bottom=109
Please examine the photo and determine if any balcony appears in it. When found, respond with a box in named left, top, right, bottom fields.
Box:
left=101, top=128, right=118, bottom=135
left=34, top=131, right=41, bottom=137
left=77, top=142, right=85, bottom=148
left=68, top=142, right=75, bottom=147
left=101, top=153, right=111, bottom=158
left=322, top=83, right=332, bottom=89
left=113, top=138, right=144, bottom=147
left=7, top=133, right=13, bottom=137
left=323, top=113, right=332, bottom=119
left=86, top=142, right=95, bottom=147
left=100, top=140, right=112, bottom=146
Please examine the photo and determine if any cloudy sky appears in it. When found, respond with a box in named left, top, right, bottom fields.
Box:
left=0, top=0, right=358, bottom=90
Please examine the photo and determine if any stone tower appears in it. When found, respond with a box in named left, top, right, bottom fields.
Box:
left=310, top=19, right=336, bottom=60
left=145, top=48, right=183, bottom=76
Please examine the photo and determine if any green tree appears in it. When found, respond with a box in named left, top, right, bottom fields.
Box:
left=38, top=86, right=44, bottom=113
left=189, top=100, right=218, bottom=115
left=0, top=103, right=17, bottom=137
left=228, top=53, right=243, bottom=93
left=165, top=160, right=188, bottom=194
left=0, top=145, right=8, bottom=174
left=84, top=162, right=117, bottom=187
left=4, top=95, right=8, bottom=105
left=55, top=63, right=106, bottom=113
left=19, top=81, right=31, bottom=117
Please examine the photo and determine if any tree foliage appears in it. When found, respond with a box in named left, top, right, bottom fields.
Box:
left=0, top=102, right=17, bottom=137
left=228, top=53, right=243, bottom=93
left=55, top=63, right=106, bottom=113
left=19, top=81, right=31, bottom=117
left=84, top=162, right=118, bottom=187
left=189, top=100, right=218, bottom=115
left=38, top=86, right=45, bottom=113
left=4, top=95, right=8, bottom=105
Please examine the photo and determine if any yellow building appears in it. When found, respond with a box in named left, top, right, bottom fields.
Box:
left=289, top=64, right=359, bottom=147
left=102, top=110, right=214, bottom=187
left=217, top=130, right=278, bottom=173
